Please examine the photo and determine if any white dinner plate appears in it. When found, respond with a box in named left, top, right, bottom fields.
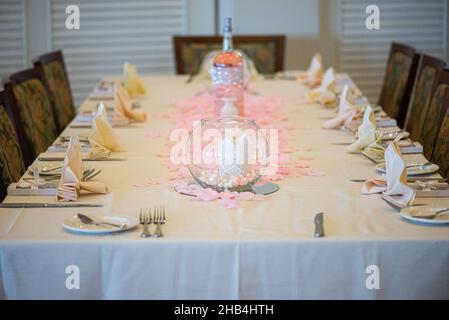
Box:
left=375, top=163, right=439, bottom=176
left=400, top=206, right=449, bottom=225
left=63, top=214, right=139, bottom=234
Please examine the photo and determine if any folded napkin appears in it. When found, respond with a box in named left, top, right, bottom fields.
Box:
left=114, top=80, right=148, bottom=123
left=362, top=143, right=416, bottom=207
left=123, top=62, right=146, bottom=97
left=306, top=67, right=337, bottom=107
left=322, top=85, right=361, bottom=129
left=346, top=105, right=379, bottom=153
left=298, top=53, right=323, bottom=86
left=56, top=136, right=109, bottom=201
left=88, top=102, right=125, bottom=157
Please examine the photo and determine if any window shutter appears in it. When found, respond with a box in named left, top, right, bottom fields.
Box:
left=0, top=0, right=26, bottom=84
left=338, top=0, right=447, bottom=103
left=51, top=0, right=187, bottom=106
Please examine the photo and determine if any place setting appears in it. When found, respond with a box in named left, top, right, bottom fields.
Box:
left=62, top=206, right=168, bottom=237
left=39, top=103, right=128, bottom=162
left=62, top=213, right=139, bottom=235
left=71, top=77, right=148, bottom=129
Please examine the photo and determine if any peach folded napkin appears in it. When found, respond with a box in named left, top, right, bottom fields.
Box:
left=123, top=62, right=146, bottom=97
left=322, top=85, right=360, bottom=129
left=88, top=102, right=125, bottom=157
left=298, top=53, right=323, bottom=86
left=346, top=105, right=379, bottom=153
left=361, top=143, right=416, bottom=207
left=306, top=67, right=337, bottom=107
left=115, top=80, right=148, bottom=123
left=56, top=136, right=109, bottom=201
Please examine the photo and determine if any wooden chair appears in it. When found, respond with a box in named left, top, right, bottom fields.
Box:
left=6, top=68, right=59, bottom=166
left=173, top=35, right=286, bottom=75
left=432, top=87, right=449, bottom=179
left=377, top=42, right=420, bottom=128
left=0, top=90, right=26, bottom=201
left=404, top=54, right=446, bottom=142
left=34, top=50, right=76, bottom=133
left=421, top=69, right=449, bottom=160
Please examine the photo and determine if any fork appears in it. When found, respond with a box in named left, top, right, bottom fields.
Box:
left=139, top=208, right=152, bottom=238
left=152, top=205, right=165, bottom=238
left=82, top=169, right=102, bottom=181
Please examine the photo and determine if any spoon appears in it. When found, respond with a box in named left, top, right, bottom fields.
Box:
left=40, top=166, right=63, bottom=173
left=76, top=213, right=126, bottom=229
left=393, top=131, right=410, bottom=143
left=381, top=130, right=404, bottom=140
left=410, top=208, right=449, bottom=219
left=406, top=161, right=433, bottom=169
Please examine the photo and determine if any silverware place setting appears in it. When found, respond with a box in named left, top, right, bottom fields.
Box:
left=314, top=212, right=324, bottom=238
left=140, top=205, right=166, bottom=238
left=23, top=168, right=102, bottom=183
left=351, top=177, right=447, bottom=183
left=0, top=203, right=103, bottom=208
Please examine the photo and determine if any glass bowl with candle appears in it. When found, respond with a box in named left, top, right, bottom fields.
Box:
left=187, top=116, right=268, bottom=192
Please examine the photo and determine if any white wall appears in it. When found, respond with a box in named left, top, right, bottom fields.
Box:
left=187, top=0, right=215, bottom=34
left=25, top=0, right=51, bottom=65
left=221, top=0, right=322, bottom=69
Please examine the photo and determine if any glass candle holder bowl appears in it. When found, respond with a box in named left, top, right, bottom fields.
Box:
left=187, top=116, right=268, bottom=192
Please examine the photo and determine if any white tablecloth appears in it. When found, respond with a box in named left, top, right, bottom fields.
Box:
left=0, top=75, right=448, bottom=299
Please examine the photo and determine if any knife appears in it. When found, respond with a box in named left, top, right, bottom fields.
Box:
left=314, top=212, right=324, bottom=238
left=69, top=124, right=92, bottom=129
left=0, top=203, right=104, bottom=208
left=38, top=157, right=127, bottom=162
left=331, top=142, right=353, bottom=146
left=351, top=177, right=447, bottom=183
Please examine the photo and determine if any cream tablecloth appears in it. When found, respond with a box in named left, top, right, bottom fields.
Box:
left=0, top=75, right=448, bottom=299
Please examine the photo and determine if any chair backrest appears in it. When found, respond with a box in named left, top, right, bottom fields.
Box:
left=173, top=35, right=286, bottom=75
left=432, top=87, right=449, bottom=179
left=7, top=67, right=59, bottom=166
left=404, top=54, right=446, bottom=142
left=0, top=90, right=26, bottom=201
left=377, top=42, right=420, bottom=128
left=34, top=50, right=75, bottom=133
left=421, top=69, right=449, bottom=160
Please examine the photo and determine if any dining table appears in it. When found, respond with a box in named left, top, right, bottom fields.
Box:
left=0, top=73, right=448, bottom=300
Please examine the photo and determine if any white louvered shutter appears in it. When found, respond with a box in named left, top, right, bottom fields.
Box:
left=51, top=0, right=187, bottom=106
left=338, top=0, right=447, bottom=103
left=0, top=0, right=26, bottom=85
